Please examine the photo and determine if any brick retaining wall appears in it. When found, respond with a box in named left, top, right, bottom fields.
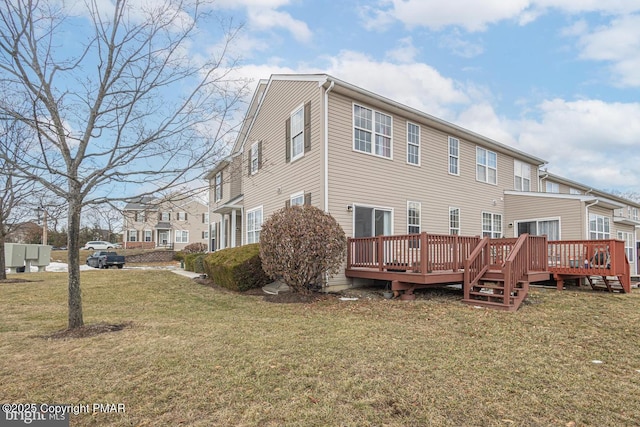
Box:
left=125, top=250, right=176, bottom=263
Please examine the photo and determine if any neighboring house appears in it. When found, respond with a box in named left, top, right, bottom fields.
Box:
left=206, top=74, right=640, bottom=289
left=123, top=196, right=209, bottom=251
left=5, top=221, right=41, bottom=244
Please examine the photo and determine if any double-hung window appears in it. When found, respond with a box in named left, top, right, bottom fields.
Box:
left=407, top=123, right=420, bottom=165
left=250, top=142, right=260, bottom=174
left=617, top=231, right=634, bottom=262
left=161, top=212, right=170, bottom=221
left=407, top=202, right=420, bottom=234
left=476, top=147, right=497, bottom=184
left=514, top=160, right=531, bottom=191
left=589, top=214, right=610, bottom=239
left=290, top=106, right=304, bottom=161
left=482, top=212, right=502, bottom=238
left=353, top=104, right=392, bottom=158
left=448, top=137, right=459, bottom=175
left=449, top=208, right=460, bottom=235
left=144, top=230, right=152, bottom=242
left=175, top=230, right=189, bottom=243
left=128, top=230, right=137, bottom=242
left=247, top=207, right=263, bottom=244
left=546, top=181, right=559, bottom=193
left=214, top=172, right=222, bottom=201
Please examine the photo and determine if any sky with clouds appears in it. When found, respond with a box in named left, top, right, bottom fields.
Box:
left=209, top=0, right=640, bottom=194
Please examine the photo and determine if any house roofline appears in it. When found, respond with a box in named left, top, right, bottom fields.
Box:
left=504, top=190, right=626, bottom=209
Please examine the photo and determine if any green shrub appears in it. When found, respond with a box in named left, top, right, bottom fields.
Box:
left=203, top=244, right=270, bottom=292
left=260, top=205, right=346, bottom=294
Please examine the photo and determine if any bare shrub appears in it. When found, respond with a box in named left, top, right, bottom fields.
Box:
left=183, top=242, right=207, bottom=254
left=259, top=206, right=346, bottom=294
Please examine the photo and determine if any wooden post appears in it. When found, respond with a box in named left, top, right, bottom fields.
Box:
left=420, top=232, right=427, bottom=274
left=377, top=235, right=384, bottom=271
left=453, top=234, right=459, bottom=272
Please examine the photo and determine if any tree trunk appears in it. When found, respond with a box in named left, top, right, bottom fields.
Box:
left=67, top=199, right=84, bottom=329
left=0, top=231, right=6, bottom=281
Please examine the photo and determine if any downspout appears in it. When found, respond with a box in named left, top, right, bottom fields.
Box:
left=585, top=200, right=599, bottom=239
left=323, top=79, right=335, bottom=213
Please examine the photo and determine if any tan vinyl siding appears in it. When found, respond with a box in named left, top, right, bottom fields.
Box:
left=504, top=194, right=584, bottom=239
left=327, top=91, right=509, bottom=238
left=242, top=80, right=324, bottom=231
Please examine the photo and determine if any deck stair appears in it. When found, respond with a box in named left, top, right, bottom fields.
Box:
left=586, top=275, right=627, bottom=293
left=465, top=271, right=530, bottom=312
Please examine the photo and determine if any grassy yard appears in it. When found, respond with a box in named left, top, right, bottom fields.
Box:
left=2, top=271, right=640, bottom=426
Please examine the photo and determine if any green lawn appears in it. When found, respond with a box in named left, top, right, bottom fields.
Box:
left=2, top=270, right=640, bottom=426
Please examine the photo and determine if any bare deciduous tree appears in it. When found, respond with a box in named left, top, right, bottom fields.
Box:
left=0, top=0, right=247, bottom=328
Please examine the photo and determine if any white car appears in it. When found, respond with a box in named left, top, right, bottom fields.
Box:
left=82, top=241, right=120, bottom=250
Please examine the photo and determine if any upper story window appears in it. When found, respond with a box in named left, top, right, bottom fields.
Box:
left=546, top=181, right=559, bottom=193
left=514, top=160, right=531, bottom=191
left=202, top=213, right=209, bottom=223
left=134, top=211, right=146, bottom=222
left=632, top=207, right=639, bottom=221
left=160, top=212, right=170, bottom=221
left=214, top=171, right=222, bottom=201
left=569, top=188, right=582, bottom=195
left=286, top=102, right=311, bottom=163
left=407, top=123, right=420, bottom=165
left=353, top=104, right=392, bottom=158
left=290, top=106, right=304, bottom=162
left=250, top=141, right=262, bottom=175
left=589, top=213, right=610, bottom=240
left=448, top=137, right=459, bottom=175
left=476, top=147, right=497, bottom=184
left=449, top=207, right=460, bottom=235
left=407, top=201, right=421, bottom=234
left=177, top=212, right=187, bottom=221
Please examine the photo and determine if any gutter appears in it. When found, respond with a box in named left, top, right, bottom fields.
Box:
left=323, top=79, right=335, bottom=213
left=585, top=200, right=599, bottom=239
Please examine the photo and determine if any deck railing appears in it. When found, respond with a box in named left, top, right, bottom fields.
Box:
left=347, top=232, right=480, bottom=274
left=502, top=234, right=531, bottom=305
left=547, top=239, right=630, bottom=292
left=463, top=237, right=490, bottom=300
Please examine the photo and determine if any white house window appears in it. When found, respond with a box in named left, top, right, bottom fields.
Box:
left=160, top=212, right=170, bottom=221
left=290, top=192, right=304, bottom=206
left=407, top=201, right=420, bottom=234
left=128, top=230, right=137, bottom=242
left=175, top=230, right=189, bottom=244
left=448, top=137, right=459, bottom=175
left=476, top=147, right=497, bottom=184
left=135, top=211, right=146, bottom=222
left=215, top=172, right=222, bottom=201
left=482, top=212, right=502, bottom=238
left=514, top=160, right=531, bottom=191
left=631, top=207, right=639, bottom=221
left=143, top=230, right=152, bottom=242
left=407, top=123, right=420, bottom=165
left=589, top=214, right=610, bottom=240
left=247, top=206, right=263, bottom=244
left=177, top=212, right=187, bottom=221
left=290, top=106, right=304, bottom=161
left=353, top=104, right=392, bottom=158
left=202, top=231, right=209, bottom=239
left=202, top=213, right=209, bottom=223
left=250, top=141, right=260, bottom=174
left=569, top=188, right=582, bottom=195
left=617, top=231, right=634, bottom=262
left=449, top=207, right=460, bottom=235
left=546, top=181, right=559, bottom=193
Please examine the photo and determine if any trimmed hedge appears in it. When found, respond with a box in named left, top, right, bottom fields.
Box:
left=184, top=253, right=206, bottom=273
left=203, top=244, right=270, bottom=292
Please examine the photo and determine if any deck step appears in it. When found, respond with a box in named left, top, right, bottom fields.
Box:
left=461, top=299, right=519, bottom=312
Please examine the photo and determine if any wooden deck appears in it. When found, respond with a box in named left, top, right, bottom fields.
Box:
left=345, top=233, right=631, bottom=311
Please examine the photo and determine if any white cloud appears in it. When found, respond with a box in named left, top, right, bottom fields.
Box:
left=573, top=14, right=640, bottom=87
left=438, top=30, right=484, bottom=58
left=385, top=37, right=419, bottom=63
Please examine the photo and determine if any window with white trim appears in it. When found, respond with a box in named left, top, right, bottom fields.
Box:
left=517, top=219, right=560, bottom=240
left=290, top=192, right=304, bottom=206
left=514, top=160, right=531, bottom=191
left=482, top=212, right=502, bottom=238
left=250, top=142, right=259, bottom=174
left=202, top=231, right=209, bottom=239
left=407, top=123, right=420, bottom=165
left=290, top=106, right=304, bottom=161
left=407, top=201, right=420, bottom=234
left=449, top=207, right=460, bottom=235
left=202, top=213, right=209, bottom=223
left=546, top=181, right=559, bottom=193
left=135, top=211, right=146, bottom=222
left=589, top=213, right=610, bottom=240
left=247, top=207, right=263, bottom=244
left=128, top=230, right=137, bottom=242
left=177, top=212, right=187, bottom=221
left=143, top=230, right=152, bottom=242
left=353, top=104, right=392, bottom=158
left=175, top=230, right=189, bottom=243
left=214, top=172, right=222, bottom=201
left=448, top=137, right=459, bottom=175
left=160, top=212, right=170, bottom=221
left=476, top=147, right=497, bottom=184
left=617, top=231, right=634, bottom=262
left=569, top=188, right=582, bottom=195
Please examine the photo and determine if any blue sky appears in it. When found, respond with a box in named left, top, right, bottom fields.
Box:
left=211, top=0, right=640, bottom=194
